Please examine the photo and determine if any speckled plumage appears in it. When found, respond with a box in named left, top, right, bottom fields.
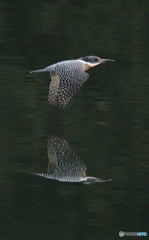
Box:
left=30, top=59, right=89, bottom=106
left=49, top=60, right=89, bottom=106
left=30, top=56, right=114, bottom=106
left=34, top=136, right=87, bottom=182
left=33, top=136, right=112, bottom=184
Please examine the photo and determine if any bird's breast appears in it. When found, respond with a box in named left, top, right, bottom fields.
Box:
left=78, top=60, right=93, bottom=71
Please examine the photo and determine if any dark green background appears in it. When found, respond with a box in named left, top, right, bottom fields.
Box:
left=0, top=0, right=148, bottom=239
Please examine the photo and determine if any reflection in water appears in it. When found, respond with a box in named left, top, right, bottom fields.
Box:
left=34, top=136, right=112, bottom=184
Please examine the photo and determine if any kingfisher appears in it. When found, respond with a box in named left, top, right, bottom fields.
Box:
left=33, top=136, right=112, bottom=184
left=30, top=56, right=114, bottom=106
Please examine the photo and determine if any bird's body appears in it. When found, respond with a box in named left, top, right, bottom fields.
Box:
left=33, top=173, right=88, bottom=183
left=30, top=56, right=114, bottom=106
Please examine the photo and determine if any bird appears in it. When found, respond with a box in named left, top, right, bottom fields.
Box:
left=30, top=56, right=114, bottom=106
left=33, top=136, right=112, bottom=184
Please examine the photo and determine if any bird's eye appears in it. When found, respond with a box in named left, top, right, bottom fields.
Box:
left=95, top=58, right=98, bottom=62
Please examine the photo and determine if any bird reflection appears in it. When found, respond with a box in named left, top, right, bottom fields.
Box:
left=34, top=136, right=111, bottom=184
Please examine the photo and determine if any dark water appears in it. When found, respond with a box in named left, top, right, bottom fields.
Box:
left=0, top=0, right=149, bottom=239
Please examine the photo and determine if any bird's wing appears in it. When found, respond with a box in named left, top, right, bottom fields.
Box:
left=48, top=64, right=89, bottom=106
left=47, top=137, right=58, bottom=174
left=47, top=151, right=58, bottom=174
left=33, top=136, right=87, bottom=182
left=47, top=136, right=87, bottom=177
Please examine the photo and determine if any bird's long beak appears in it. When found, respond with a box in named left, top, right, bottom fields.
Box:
left=100, top=58, right=115, bottom=63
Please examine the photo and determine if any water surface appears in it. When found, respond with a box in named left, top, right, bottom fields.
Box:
left=0, top=0, right=148, bottom=239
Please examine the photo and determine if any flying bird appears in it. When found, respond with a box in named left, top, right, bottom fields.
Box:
left=30, top=56, right=114, bottom=106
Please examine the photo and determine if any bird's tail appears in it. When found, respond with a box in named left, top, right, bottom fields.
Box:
left=30, top=67, right=49, bottom=73
left=33, top=172, right=51, bottom=179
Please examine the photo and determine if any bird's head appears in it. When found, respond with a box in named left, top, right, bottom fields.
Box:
left=81, top=176, right=100, bottom=184
left=79, top=56, right=115, bottom=70
left=81, top=176, right=112, bottom=184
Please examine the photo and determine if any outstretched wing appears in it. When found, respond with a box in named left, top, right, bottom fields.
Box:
left=47, top=136, right=87, bottom=178
left=48, top=62, right=89, bottom=106
left=33, top=136, right=87, bottom=182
